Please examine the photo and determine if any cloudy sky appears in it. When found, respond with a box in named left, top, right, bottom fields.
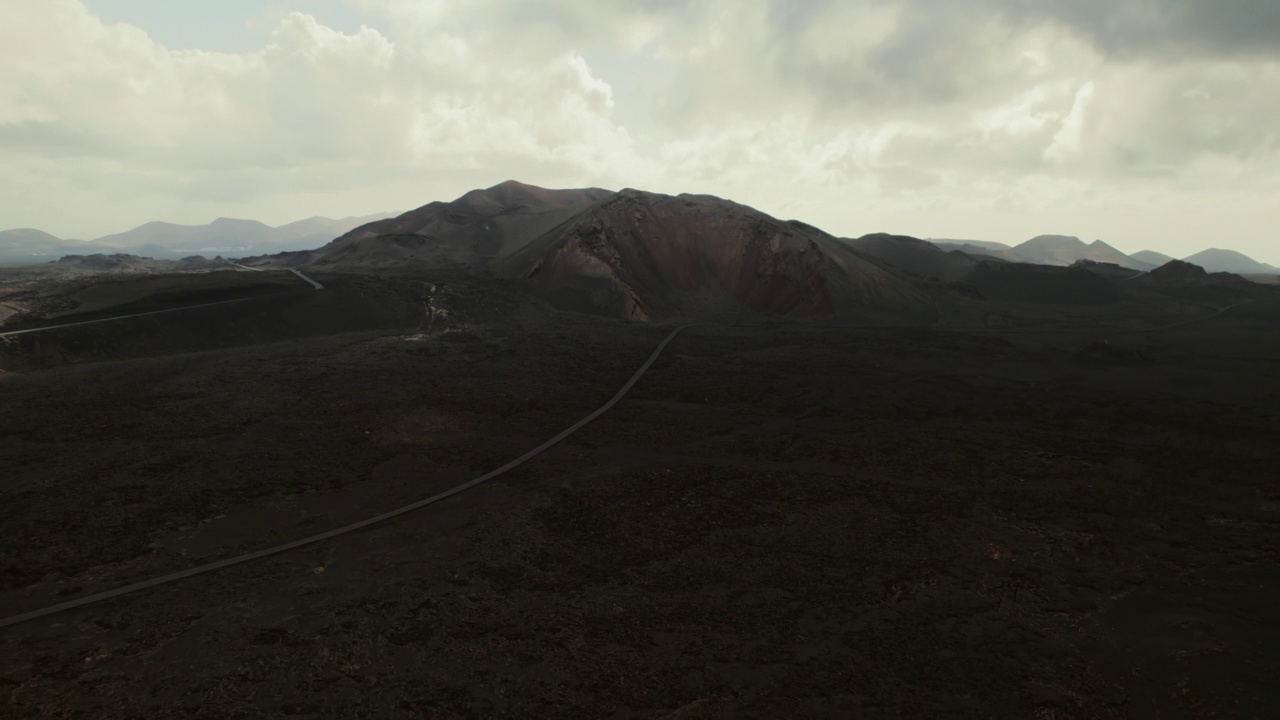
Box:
left=3, top=0, right=1278, bottom=262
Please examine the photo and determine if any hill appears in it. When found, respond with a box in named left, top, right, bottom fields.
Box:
left=958, top=262, right=1125, bottom=305
left=844, top=234, right=989, bottom=282
left=1, top=214, right=395, bottom=264
left=307, top=181, right=612, bottom=270
left=93, top=218, right=279, bottom=258
left=308, top=183, right=1195, bottom=319
left=1148, top=259, right=1208, bottom=282
left=272, top=215, right=396, bottom=245
left=1013, top=235, right=1149, bottom=270
left=1137, top=259, right=1271, bottom=304
left=0, top=228, right=62, bottom=247
left=0, top=229, right=95, bottom=263
left=496, top=189, right=937, bottom=322
left=91, top=213, right=395, bottom=259
left=1131, top=250, right=1175, bottom=267
left=1181, top=248, right=1279, bottom=275
left=303, top=182, right=939, bottom=322
left=306, top=182, right=938, bottom=322
left=43, top=254, right=227, bottom=274
left=930, top=239, right=1022, bottom=262
left=853, top=235, right=1134, bottom=304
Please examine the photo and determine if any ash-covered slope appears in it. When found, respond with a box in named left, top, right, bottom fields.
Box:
left=497, top=189, right=936, bottom=323
left=308, top=180, right=612, bottom=269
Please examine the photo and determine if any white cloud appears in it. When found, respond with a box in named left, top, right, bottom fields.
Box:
left=1045, top=81, right=1096, bottom=163
left=0, top=0, right=1278, bottom=263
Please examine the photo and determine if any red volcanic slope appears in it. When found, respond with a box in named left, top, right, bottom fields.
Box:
left=305, top=181, right=939, bottom=322
left=500, top=189, right=935, bottom=323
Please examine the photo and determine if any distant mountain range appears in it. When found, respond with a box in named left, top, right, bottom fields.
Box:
left=3, top=210, right=1275, bottom=278
left=1012, top=236, right=1142, bottom=269
left=1130, top=250, right=1175, bottom=267
left=1179, top=249, right=1280, bottom=275
left=932, top=236, right=1279, bottom=275
left=0, top=213, right=395, bottom=264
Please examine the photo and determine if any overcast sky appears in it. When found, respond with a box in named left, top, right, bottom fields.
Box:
left=3, top=0, right=1278, bottom=262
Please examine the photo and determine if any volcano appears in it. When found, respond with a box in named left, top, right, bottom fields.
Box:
left=496, top=189, right=936, bottom=322
left=309, top=181, right=612, bottom=270
left=307, top=182, right=938, bottom=323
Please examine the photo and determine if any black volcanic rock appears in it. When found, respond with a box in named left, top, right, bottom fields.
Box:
left=1076, top=341, right=1151, bottom=365
left=959, top=261, right=1124, bottom=305
left=1148, top=259, right=1208, bottom=282
left=53, top=253, right=148, bottom=270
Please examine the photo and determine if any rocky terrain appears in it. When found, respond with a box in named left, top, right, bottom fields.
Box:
left=1, top=182, right=1278, bottom=718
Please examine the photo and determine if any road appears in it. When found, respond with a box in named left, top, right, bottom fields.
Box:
left=0, top=324, right=693, bottom=628
left=290, top=269, right=324, bottom=290
left=0, top=268, right=324, bottom=338
left=0, top=297, right=255, bottom=339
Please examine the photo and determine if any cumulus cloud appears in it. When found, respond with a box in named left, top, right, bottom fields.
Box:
left=0, top=0, right=1277, bottom=262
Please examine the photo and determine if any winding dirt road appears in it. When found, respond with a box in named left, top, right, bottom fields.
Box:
left=0, top=268, right=326, bottom=339
left=0, top=324, right=694, bottom=628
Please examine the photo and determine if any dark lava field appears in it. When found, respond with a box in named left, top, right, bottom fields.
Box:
left=1, top=184, right=1278, bottom=718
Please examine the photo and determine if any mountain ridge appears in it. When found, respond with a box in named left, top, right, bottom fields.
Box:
left=1012, top=235, right=1149, bottom=270
left=296, top=182, right=938, bottom=323
left=1181, top=248, right=1280, bottom=275
left=4, top=185, right=1277, bottom=275
left=0, top=213, right=396, bottom=263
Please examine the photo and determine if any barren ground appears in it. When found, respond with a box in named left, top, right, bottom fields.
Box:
left=1, top=270, right=1278, bottom=718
